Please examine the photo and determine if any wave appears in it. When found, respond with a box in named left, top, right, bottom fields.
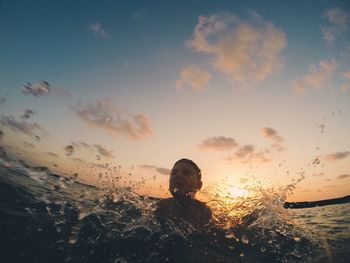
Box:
left=0, top=156, right=340, bottom=263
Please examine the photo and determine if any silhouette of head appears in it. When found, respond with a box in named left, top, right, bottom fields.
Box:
left=169, top=158, right=202, bottom=199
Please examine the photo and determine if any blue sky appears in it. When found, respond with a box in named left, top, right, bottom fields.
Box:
left=1, top=0, right=350, bottom=201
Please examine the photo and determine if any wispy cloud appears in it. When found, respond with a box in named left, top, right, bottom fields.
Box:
left=261, top=127, right=283, bottom=142
left=89, top=22, right=108, bottom=38
left=324, top=151, right=349, bottom=161
left=139, top=164, right=171, bottom=175
left=292, top=58, right=337, bottom=95
left=187, top=12, right=286, bottom=84
left=22, top=81, right=50, bottom=97
left=235, top=144, right=255, bottom=159
left=71, top=98, right=153, bottom=140
left=321, top=7, right=349, bottom=46
left=337, top=174, right=350, bottom=179
left=94, top=144, right=114, bottom=158
left=132, top=9, right=150, bottom=22
left=199, top=136, right=237, bottom=151
left=176, top=65, right=211, bottom=91
left=227, top=144, right=271, bottom=163
left=261, top=127, right=285, bottom=152
left=0, top=115, right=47, bottom=138
left=202, top=127, right=286, bottom=164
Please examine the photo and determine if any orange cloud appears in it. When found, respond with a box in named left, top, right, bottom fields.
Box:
left=71, top=99, right=153, bottom=140
left=292, top=58, right=337, bottom=94
left=261, top=127, right=283, bottom=142
left=324, top=151, right=349, bottom=161
left=176, top=65, right=211, bottom=91
left=321, top=8, right=349, bottom=46
left=340, top=70, right=350, bottom=93
left=226, top=144, right=271, bottom=164
left=187, top=12, right=286, bottom=83
left=199, top=136, right=237, bottom=151
left=337, top=174, right=350, bottom=179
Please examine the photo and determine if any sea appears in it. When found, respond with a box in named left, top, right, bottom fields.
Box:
left=0, top=158, right=349, bottom=263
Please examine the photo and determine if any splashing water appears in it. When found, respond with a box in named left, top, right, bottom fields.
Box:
left=0, top=153, right=348, bottom=263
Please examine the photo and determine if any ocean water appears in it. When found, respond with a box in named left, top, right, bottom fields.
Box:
left=0, top=160, right=349, bottom=263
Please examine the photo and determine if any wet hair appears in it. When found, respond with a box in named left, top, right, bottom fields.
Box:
left=173, top=158, right=201, bottom=180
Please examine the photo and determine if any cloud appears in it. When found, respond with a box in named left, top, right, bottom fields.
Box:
left=187, top=12, right=286, bottom=83
left=94, top=144, right=114, bottom=158
left=227, top=144, right=271, bottom=163
left=176, top=65, right=211, bottom=91
left=270, top=143, right=285, bottom=152
left=199, top=136, right=237, bottom=151
left=132, top=9, right=150, bottom=22
left=235, top=144, right=255, bottom=159
left=337, top=174, right=350, bottom=179
left=68, top=141, right=113, bottom=159
left=324, top=151, right=349, bottom=161
left=89, top=22, right=108, bottom=38
left=139, top=165, right=171, bottom=175
left=71, top=98, right=153, bottom=140
left=292, top=58, right=337, bottom=94
left=21, top=81, right=50, bottom=97
left=261, top=127, right=283, bottom=142
left=0, top=115, right=46, bottom=137
left=321, top=8, right=349, bottom=46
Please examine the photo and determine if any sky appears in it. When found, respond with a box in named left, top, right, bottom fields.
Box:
left=0, top=0, right=349, bottom=202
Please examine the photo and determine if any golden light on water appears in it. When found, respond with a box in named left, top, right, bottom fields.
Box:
left=228, top=186, right=249, bottom=198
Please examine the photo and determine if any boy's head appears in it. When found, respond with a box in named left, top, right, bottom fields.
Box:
left=169, top=158, right=202, bottom=199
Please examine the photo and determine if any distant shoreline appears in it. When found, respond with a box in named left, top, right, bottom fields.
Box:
left=284, top=195, right=350, bottom=209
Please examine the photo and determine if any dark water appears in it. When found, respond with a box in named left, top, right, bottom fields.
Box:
left=0, top=161, right=349, bottom=263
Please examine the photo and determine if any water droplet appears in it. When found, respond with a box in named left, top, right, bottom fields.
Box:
left=293, top=236, right=301, bottom=242
left=225, top=232, right=236, bottom=239
left=239, top=252, right=244, bottom=257
left=241, top=235, right=249, bottom=244
left=112, top=193, right=119, bottom=203
left=260, top=246, right=266, bottom=252
left=68, top=237, right=77, bottom=244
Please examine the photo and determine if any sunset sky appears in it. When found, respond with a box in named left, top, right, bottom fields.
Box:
left=0, top=0, right=349, bottom=201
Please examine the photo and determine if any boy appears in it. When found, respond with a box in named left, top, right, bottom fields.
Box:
left=155, top=159, right=212, bottom=227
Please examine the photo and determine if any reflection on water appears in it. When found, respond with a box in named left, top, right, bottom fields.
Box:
left=0, top=156, right=349, bottom=262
